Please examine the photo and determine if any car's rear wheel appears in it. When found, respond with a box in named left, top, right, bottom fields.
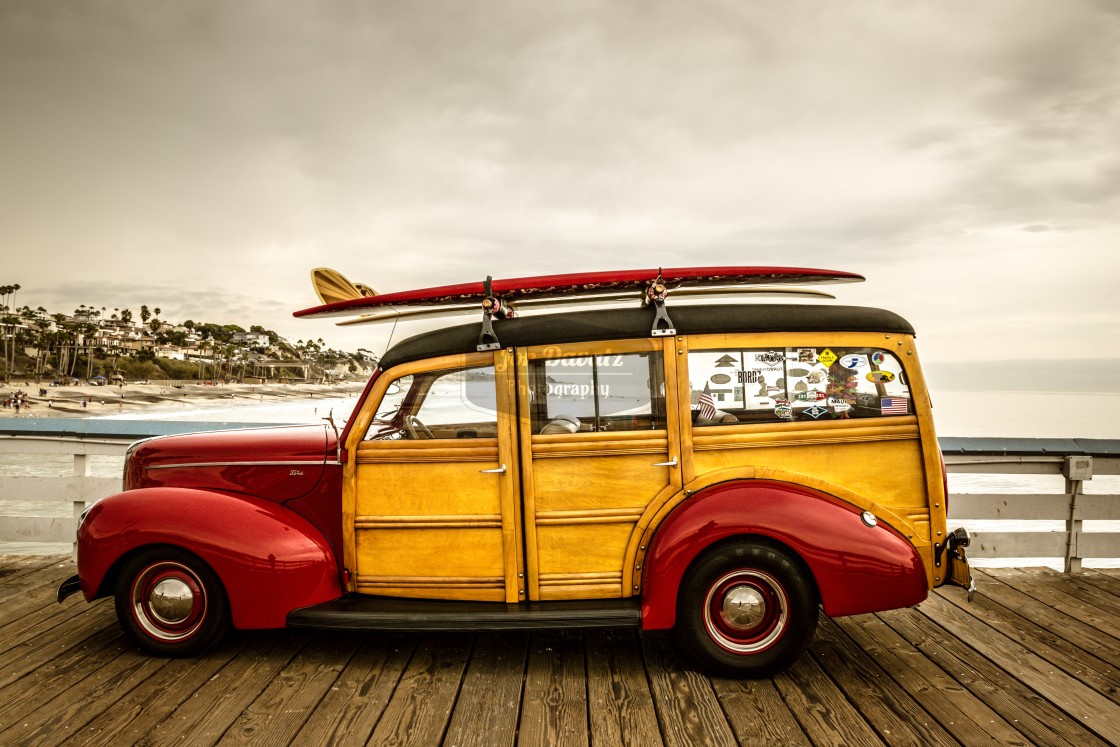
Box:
left=114, top=547, right=229, bottom=657
left=676, top=540, right=817, bottom=677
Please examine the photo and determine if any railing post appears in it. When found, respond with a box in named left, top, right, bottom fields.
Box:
left=1062, top=456, right=1093, bottom=573
left=73, top=451, right=91, bottom=523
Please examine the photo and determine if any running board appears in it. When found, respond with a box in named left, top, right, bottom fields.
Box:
left=287, top=595, right=642, bottom=632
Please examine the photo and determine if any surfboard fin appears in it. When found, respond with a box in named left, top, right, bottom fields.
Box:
left=311, top=268, right=379, bottom=305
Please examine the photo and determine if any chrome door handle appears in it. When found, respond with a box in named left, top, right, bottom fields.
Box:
left=480, top=464, right=507, bottom=474
left=652, top=458, right=678, bottom=468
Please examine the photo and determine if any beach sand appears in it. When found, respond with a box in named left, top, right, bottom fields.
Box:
left=1, top=380, right=368, bottom=418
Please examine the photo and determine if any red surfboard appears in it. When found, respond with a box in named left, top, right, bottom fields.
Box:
left=295, top=266, right=864, bottom=322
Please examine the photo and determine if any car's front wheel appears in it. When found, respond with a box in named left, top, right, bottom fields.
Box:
left=114, top=547, right=229, bottom=657
left=676, top=540, right=818, bottom=677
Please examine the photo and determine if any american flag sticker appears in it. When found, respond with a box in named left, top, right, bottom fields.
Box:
left=881, top=397, right=909, bottom=415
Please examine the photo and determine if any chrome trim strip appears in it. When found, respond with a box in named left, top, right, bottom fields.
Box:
left=146, top=460, right=335, bottom=471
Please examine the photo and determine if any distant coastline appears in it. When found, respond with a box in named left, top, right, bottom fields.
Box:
left=1, top=380, right=366, bottom=419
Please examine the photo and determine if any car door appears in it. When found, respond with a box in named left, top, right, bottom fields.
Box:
left=517, top=339, right=683, bottom=601
left=345, top=350, right=524, bottom=603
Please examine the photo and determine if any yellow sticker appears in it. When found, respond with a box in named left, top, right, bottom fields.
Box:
left=817, top=348, right=838, bottom=367
left=866, top=370, right=895, bottom=384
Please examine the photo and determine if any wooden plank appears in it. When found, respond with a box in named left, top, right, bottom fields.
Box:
left=833, top=613, right=1030, bottom=746
left=987, top=569, right=1120, bottom=638
left=0, top=475, right=120, bottom=502
left=0, top=644, right=169, bottom=745
left=950, top=493, right=1120, bottom=521
left=810, top=617, right=959, bottom=746
left=0, top=602, right=118, bottom=689
left=879, top=604, right=1110, bottom=747
left=217, top=633, right=365, bottom=745
left=918, top=593, right=1120, bottom=745
left=59, top=638, right=250, bottom=746
left=968, top=570, right=1120, bottom=669
left=1079, top=568, right=1120, bottom=596
left=0, top=626, right=133, bottom=735
left=0, top=553, right=65, bottom=579
left=584, top=628, right=663, bottom=747
left=640, top=632, right=738, bottom=747
left=949, top=493, right=1072, bottom=520
left=937, top=574, right=1120, bottom=701
left=519, top=629, right=590, bottom=747
left=139, top=631, right=310, bottom=746
left=291, top=633, right=417, bottom=746
left=966, top=531, right=1070, bottom=558
left=0, top=558, right=76, bottom=627
left=772, top=650, right=886, bottom=746
left=442, top=632, right=528, bottom=747
left=0, top=515, right=78, bottom=543
left=710, top=678, right=811, bottom=746
left=365, top=632, right=472, bottom=746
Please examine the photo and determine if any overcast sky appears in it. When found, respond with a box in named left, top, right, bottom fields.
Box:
left=2, top=1, right=1118, bottom=376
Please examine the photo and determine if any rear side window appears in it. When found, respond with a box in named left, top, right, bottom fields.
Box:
left=688, top=347, right=911, bottom=425
left=528, top=351, right=666, bottom=433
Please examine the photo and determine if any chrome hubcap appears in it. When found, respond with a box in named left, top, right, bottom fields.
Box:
left=130, top=561, right=207, bottom=642
left=703, top=569, right=789, bottom=654
left=149, top=578, right=195, bottom=624
left=721, top=584, right=766, bottom=630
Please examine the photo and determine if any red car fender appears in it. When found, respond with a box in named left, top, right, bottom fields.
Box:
left=77, top=487, right=343, bottom=630
left=639, top=480, right=928, bottom=630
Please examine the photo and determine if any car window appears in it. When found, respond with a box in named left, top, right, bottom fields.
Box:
left=364, top=364, right=498, bottom=440
left=687, top=347, right=911, bottom=425
left=528, top=351, right=666, bottom=433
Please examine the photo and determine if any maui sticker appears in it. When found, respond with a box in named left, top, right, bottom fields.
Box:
left=866, top=371, right=895, bottom=384
left=831, top=402, right=852, bottom=413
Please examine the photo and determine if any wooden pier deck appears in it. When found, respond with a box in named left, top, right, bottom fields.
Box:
left=1, top=556, right=1118, bottom=746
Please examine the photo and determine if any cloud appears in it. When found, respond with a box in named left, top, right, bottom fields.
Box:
left=1, top=0, right=1118, bottom=362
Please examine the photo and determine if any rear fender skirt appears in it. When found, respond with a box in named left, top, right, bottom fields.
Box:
left=77, top=487, right=342, bottom=629
left=640, top=480, right=928, bottom=630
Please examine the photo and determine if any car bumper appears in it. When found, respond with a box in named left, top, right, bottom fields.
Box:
left=57, top=574, right=82, bottom=604
left=940, top=527, right=974, bottom=600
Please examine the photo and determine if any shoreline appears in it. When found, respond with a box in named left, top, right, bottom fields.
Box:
left=1, top=380, right=368, bottom=418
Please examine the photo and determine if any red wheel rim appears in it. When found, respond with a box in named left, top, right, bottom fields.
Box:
left=702, top=569, right=788, bottom=654
left=129, top=561, right=208, bottom=642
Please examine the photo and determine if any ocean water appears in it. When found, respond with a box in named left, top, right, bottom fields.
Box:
left=1, top=389, right=1116, bottom=563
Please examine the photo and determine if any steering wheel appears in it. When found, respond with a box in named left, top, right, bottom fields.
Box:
left=405, top=415, right=434, bottom=440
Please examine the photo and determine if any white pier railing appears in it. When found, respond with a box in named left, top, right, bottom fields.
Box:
left=1, top=424, right=1118, bottom=569
left=941, top=437, right=1120, bottom=572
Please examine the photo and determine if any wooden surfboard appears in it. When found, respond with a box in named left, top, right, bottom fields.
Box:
left=296, top=266, right=863, bottom=322
left=310, top=268, right=379, bottom=306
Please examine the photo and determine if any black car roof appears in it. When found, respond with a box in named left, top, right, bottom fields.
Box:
left=377, top=303, right=915, bottom=370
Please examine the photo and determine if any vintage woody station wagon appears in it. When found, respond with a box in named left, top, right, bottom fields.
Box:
left=59, top=268, right=973, bottom=677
